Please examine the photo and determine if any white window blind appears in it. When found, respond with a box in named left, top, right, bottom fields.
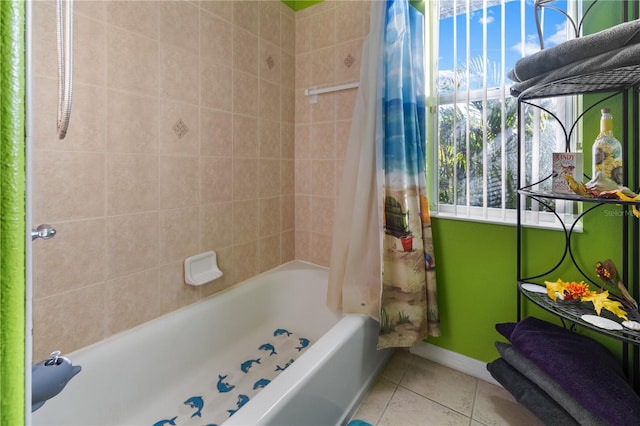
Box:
left=431, top=0, right=579, bottom=229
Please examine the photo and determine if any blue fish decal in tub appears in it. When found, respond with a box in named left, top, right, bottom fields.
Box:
left=226, top=394, right=250, bottom=417
left=258, top=343, right=277, bottom=356
left=275, top=359, right=295, bottom=371
left=296, top=337, right=310, bottom=351
left=237, top=394, right=250, bottom=408
left=273, top=328, right=292, bottom=337
left=240, top=358, right=261, bottom=373
left=184, top=396, right=204, bottom=418
left=216, top=374, right=235, bottom=393
left=153, top=416, right=177, bottom=426
left=253, top=378, right=271, bottom=389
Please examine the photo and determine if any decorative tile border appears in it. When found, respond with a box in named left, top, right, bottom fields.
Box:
left=266, top=55, right=276, bottom=70
left=344, top=53, right=355, bottom=68
left=173, top=119, right=189, bottom=139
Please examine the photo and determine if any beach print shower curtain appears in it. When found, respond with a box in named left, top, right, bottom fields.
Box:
left=327, top=0, right=439, bottom=349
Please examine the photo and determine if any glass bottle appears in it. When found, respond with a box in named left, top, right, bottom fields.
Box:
left=592, top=108, right=623, bottom=184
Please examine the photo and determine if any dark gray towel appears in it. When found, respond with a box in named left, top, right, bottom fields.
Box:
left=495, top=342, right=608, bottom=426
left=497, top=317, right=640, bottom=426
left=509, top=19, right=640, bottom=83
left=510, top=42, right=640, bottom=97
left=487, top=357, right=580, bottom=426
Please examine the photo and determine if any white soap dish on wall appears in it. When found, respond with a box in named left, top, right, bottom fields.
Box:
left=184, top=251, right=223, bottom=286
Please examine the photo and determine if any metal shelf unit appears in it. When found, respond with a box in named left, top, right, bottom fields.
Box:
left=515, top=0, right=640, bottom=390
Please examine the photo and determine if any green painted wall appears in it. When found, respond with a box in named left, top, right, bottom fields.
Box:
left=0, top=0, right=26, bottom=423
left=428, top=208, right=624, bottom=362
left=426, top=219, right=518, bottom=362
left=282, top=0, right=425, bottom=13
left=427, top=1, right=634, bottom=363
left=281, top=0, right=324, bottom=11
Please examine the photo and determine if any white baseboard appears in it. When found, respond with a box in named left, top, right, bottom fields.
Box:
left=410, top=342, right=500, bottom=387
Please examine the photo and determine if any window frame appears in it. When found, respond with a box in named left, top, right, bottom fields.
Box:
left=428, top=0, right=582, bottom=230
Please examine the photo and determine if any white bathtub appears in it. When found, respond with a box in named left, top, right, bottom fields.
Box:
left=32, top=260, right=393, bottom=426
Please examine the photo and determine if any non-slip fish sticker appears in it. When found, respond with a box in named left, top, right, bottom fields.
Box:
left=253, top=378, right=271, bottom=389
left=152, top=416, right=177, bottom=426
left=183, top=396, right=203, bottom=418
left=296, top=338, right=310, bottom=351
left=258, top=343, right=277, bottom=356
left=226, top=394, right=250, bottom=417
left=240, top=358, right=261, bottom=374
left=275, top=359, right=295, bottom=372
left=216, top=374, right=235, bottom=393
left=152, top=326, right=311, bottom=425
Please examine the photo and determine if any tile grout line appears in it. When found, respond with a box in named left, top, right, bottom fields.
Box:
left=469, top=378, right=479, bottom=426
left=401, top=353, right=477, bottom=423
left=375, top=381, right=400, bottom=425
left=394, top=384, right=474, bottom=424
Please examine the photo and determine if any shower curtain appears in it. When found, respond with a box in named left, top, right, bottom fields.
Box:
left=327, top=0, right=439, bottom=349
left=0, top=0, right=26, bottom=423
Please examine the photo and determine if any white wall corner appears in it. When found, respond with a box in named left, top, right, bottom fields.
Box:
left=410, top=342, right=500, bottom=387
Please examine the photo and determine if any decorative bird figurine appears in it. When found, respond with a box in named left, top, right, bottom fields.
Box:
left=564, top=174, right=591, bottom=197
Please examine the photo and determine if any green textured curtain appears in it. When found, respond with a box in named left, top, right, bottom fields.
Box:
left=0, top=0, right=26, bottom=424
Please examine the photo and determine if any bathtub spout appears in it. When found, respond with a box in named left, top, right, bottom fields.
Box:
left=32, top=351, right=82, bottom=412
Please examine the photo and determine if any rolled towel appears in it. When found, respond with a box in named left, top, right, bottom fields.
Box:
left=510, top=42, right=640, bottom=97
left=509, top=19, right=640, bottom=83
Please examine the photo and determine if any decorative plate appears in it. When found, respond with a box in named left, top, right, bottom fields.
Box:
left=622, top=320, right=640, bottom=331
left=581, top=315, right=623, bottom=331
left=521, top=283, right=547, bottom=294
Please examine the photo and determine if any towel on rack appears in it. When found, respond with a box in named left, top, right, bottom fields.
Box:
left=509, top=19, right=640, bottom=83
left=509, top=42, right=640, bottom=97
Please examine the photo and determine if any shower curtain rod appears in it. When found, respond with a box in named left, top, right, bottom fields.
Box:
left=304, top=81, right=359, bottom=104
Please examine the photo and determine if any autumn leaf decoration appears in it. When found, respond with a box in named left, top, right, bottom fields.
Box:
left=544, top=279, right=629, bottom=321
left=581, top=291, right=628, bottom=320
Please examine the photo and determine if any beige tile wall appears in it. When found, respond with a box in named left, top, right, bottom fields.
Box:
left=31, top=0, right=297, bottom=360
left=31, top=0, right=370, bottom=360
left=294, top=1, right=369, bottom=265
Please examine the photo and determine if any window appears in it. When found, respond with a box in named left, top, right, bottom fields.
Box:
left=431, top=0, right=579, bottom=227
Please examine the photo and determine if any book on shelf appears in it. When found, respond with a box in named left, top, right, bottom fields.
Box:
left=552, top=152, right=583, bottom=195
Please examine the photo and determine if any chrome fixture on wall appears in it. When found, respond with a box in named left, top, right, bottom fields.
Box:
left=31, top=224, right=56, bottom=241
left=56, top=0, right=74, bottom=139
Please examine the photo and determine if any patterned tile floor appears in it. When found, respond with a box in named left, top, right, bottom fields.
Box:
left=351, top=350, right=544, bottom=426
